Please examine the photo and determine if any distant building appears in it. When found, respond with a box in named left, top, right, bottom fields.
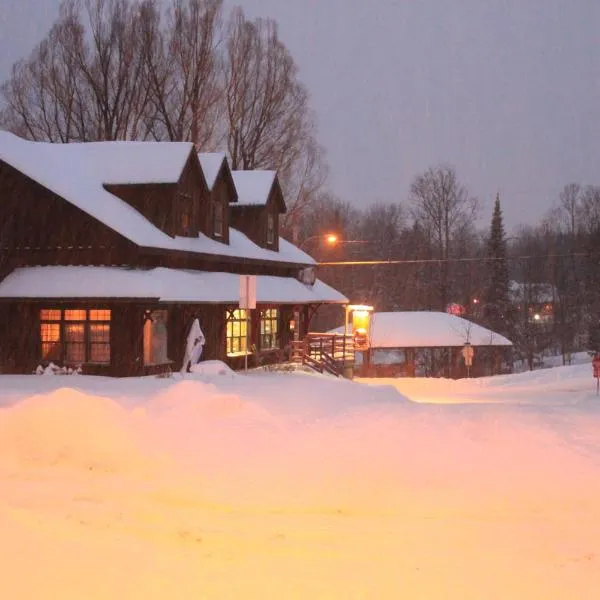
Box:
left=509, top=281, right=556, bottom=325
left=354, top=311, right=513, bottom=378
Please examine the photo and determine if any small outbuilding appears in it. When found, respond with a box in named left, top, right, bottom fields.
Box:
left=355, top=311, right=513, bottom=378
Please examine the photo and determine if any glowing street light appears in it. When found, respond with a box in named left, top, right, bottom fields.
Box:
left=325, top=233, right=339, bottom=245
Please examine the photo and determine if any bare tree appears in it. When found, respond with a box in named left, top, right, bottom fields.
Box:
left=141, top=0, right=223, bottom=147
left=0, top=3, right=89, bottom=141
left=73, top=0, right=152, bottom=140
left=279, top=135, right=328, bottom=237
left=0, top=0, right=151, bottom=141
left=558, top=183, right=582, bottom=235
left=224, top=8, right=311, bottom=172
left=410, top=165, right=478, bottom=310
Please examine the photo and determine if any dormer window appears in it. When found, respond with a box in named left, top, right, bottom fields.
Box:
left=214, top=202, right=223, bottom=237
left=267, top=213, right=275, bottom=245
left=181, top=212, right=190, bottom=232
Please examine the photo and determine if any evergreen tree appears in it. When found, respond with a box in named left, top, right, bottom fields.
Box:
left=484, top=194, right=511, bottom=335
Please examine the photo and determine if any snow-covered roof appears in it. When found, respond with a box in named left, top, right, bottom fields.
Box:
left=369, top=312, right=513, bottom=348
left=198, top=152, right=226, bottom=190
left=0, top=132, right=312, bottom=266
left=0, top=266, right=348, bottom=305
left=231, top=170, right=277, bottom=207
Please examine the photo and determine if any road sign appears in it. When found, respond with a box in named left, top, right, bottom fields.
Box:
left=239, top=275, right=256, bottom=310
left=461, top=344, right=474, bottom=367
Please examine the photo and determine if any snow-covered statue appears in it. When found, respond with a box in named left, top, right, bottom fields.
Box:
left=181, top=319, right=205, bottom=374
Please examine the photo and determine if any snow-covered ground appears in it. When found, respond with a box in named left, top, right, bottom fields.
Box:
left=1, top=363, right=600, bottom=599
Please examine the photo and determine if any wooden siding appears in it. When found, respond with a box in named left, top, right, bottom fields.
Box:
left=0, top=160, right=135, bottom=269
left=0, top=302, right=38, bottom=374
left=104, top=182, right=180, bottom=237
left=230, top=205, right=280, bottom=251
left=209, top=176, right=231, bottom=244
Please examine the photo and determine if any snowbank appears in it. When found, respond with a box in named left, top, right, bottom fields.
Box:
left=1, top=368, right=600, bottom=598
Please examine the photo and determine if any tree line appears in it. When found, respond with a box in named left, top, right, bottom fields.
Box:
left=0, top=0, right=326, bottom=231
left=301, top=168, right=600, bottom=370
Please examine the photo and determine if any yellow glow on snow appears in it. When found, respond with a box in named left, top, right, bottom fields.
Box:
left=1, top=367, right=600, bottom=598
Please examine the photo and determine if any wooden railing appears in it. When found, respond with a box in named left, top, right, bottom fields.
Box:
left=291, top=333, right=355, bottom=377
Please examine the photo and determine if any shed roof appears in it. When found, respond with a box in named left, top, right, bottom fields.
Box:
left=369, top=312, right=513, bottom=348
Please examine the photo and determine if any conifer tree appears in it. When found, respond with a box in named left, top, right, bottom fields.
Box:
left=484, top=193, right=510, bottom=334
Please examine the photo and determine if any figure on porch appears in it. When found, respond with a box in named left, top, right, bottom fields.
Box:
left=181, top=319, right=205, bottom=374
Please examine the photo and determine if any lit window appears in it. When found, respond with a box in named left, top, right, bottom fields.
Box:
left=143, top=310, right=169, bottom=365
left=64, top=309, right=86, bottom=321
left=89, top=309, right=111, bottom=321
left=226, top=309, right=250, bottom=356
left=214, top=202, right=223, bottom=237
left=266, top=213, right=275, bottom=245
left=40, top=309, right=61, bottom=321
left=39, top=308, right=111, bottom=365
left=90, top=324, right=111, bottom=364
left=40, top=323, right=61, bottom=361
left=260, top=309, right=279, bottom=350
left=64, top=323, right=85, bottom=363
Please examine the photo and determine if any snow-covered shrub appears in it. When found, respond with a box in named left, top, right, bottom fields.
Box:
left=35, top=363, right=82, bottom=376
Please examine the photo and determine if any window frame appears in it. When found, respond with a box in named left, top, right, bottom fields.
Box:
left=266, top=212, right=275, bottom=245
left=226, top=309, right=251, bottom=356
left=143, top=309, right=170, bottom=366
left=39, top=308, right=111, bottom=366
left=214, top=201, right=224, bottom=238
left=259, top=308, right=279, bottom=350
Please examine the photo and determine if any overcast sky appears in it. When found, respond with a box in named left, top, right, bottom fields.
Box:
left=1, top=0, right=599, bottom=230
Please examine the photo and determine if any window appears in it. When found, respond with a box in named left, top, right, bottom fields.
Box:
left=181, top=212, right=190, bottom=232
left=260, top=309, right=279, bottom=350
left=266, top=213, right=275, bottom=245
left=41, top=322, right=61, bottom=361
left=65, top=323, right=85, bottom=363
left=90, top=324, right=110, bottom=364
left=39, top=309, right=111, bottom=365
left=143, top=309, right=169, bottom=365
left=214, top=202, right=223, bottom=237
left=226, top=309, right=250, bottom=356
left=178, top=191, right=192, bottom=235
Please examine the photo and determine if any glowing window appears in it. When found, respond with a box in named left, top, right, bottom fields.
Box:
left=40, top=323, right=61, bottom=361
left=39, top=308, right=111, bottom=365
left=143, top=310, right=169, bottom=365
left=227, top=309, right=250, bottom=356
left=260, top=309, right=279, bottom=350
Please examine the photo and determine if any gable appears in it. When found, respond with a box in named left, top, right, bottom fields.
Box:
left=0, top=159, right=133, bottom=256
left=231, top=170, right=286, bottom=213
left=0, top=132, right=313, bottom=268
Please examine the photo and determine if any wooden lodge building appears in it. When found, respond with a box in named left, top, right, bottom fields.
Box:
left=0, top=132, right=347, bottom=376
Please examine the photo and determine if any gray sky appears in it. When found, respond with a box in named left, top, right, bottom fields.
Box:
left=1, top=0, right=599, bottom=230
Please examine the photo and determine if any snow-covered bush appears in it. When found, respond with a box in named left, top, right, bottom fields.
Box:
left=35, top=363, right=82, bottom=376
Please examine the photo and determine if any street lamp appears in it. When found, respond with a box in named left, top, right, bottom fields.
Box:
left=298, top=233, right=340, bottom=250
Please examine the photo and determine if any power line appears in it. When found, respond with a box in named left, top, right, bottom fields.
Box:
left=318, top=252, right=592, bottom=267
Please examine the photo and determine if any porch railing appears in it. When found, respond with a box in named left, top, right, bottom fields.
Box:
left=291, top=333, right=355, bottom=377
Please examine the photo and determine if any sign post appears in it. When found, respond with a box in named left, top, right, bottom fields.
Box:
left=593, top=354, right=600, bottom=396
left=239, top=275, right=257, bottom=373
left=462, top=343, right=474, bottom=378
